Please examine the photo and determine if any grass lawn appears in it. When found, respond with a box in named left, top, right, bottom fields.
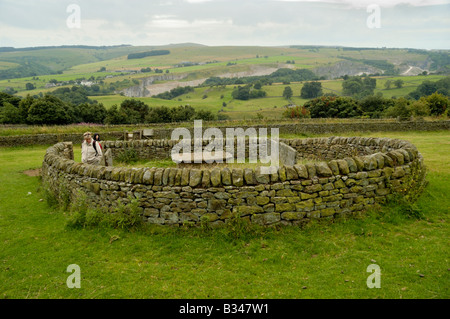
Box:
left=0, top=130, right=449, bottom=299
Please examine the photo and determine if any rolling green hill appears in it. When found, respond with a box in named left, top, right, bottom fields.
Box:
left=0, top=44, right=182, bottom=80
left=1, top=44, right=443, bottom=85
left=0, top=44, right=448, bottom=120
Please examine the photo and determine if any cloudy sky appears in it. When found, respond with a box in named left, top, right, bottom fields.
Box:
left=0, top=0, right=449, bottom=49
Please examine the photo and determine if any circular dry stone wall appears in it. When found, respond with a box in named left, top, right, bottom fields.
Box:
left=41, top=136, right=427, bottom=227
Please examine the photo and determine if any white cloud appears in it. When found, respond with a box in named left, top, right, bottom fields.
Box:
left=274, top=0, right=450, bottom=8
left=152, top=15, right=178, bottom=19
left=148, top=19, right=190, bottom=28
left=183, top=0, right=214, bottom=3
left=148, top=17, right=232, bottom=29
left=0, top=0, right=448, bottom=49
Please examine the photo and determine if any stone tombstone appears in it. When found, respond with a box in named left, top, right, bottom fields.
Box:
left=100, top=148, right=113, bottom=167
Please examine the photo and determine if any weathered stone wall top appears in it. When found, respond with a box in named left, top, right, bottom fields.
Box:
left=0, top=131, right=123, bottom=147
left=146, top=120, right=450, bottom=140
left=280, top=136, right=419, bottom=161
left=44, top=136, right=421, bottom=188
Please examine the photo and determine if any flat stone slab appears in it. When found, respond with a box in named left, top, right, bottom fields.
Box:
left=174, top=151, right=233, bottom=167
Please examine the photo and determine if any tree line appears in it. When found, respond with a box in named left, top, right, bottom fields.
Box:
left=127, top=50, right=170, bottom=60
left=154, top=86, right=195, bottom=100
left=1, top=75, right=448, bottom=125
left=283, top=75, right=449, bottom=119
left=104, top=100, right=217, bottom=124
left=0, top=92, right=218, bottom=125
left=203, top=68, right=321, bottom=87
left=284, top=92, right=449, bottom=120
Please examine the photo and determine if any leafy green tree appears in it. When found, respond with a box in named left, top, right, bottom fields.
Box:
left=283, top=86, right=293, bottom=99
left=408, top=99, right=430, bottom=117
left=300, top=81, right=322, bottom=99
left=0, top=102, right=22, bottom=124
left=232, top=86, right=250, bottom=100
left=48, top=86, right=94, bottom=106
left=342, top=76, right=376, bottom=98
left=249, top=89, right=266, bottom=99
left=170, top=105, right=196, bottom=122
left=342, top=77, right=363, bottom=96
left=217, top=113, right=231, bottom=121
left=18, top=94, right=35, bottom=123
left=394, top=79, right=404, bottom=88
left=363, top=77, right=377, bottom=91
left=25, top=83, right=35, bottom=90
left=408, top=77, right=450, bottom=99
left=194, top=110, right=216, bottom=121
left=384, top=97, right=412, bottom=119
left=203, top=68, right=317, bottom=87
left=91, top=85, right=100, bottom=93
left=0, top=92, right=21, bottom=108
left=120, top=99, right=149, bottom=123
left=127, top=50, right=170, bottom=59
left=145, top=106, right=172, bottom=123
left=283, top=106, right=310, bottom=119
left=360, top=95, right=394, bottom=118
left=122, top=108, right=141, bottom=124
left=384, top=80, right=392, bottom=89
left=426, top=92, right=448, bottom=115
left=155, top=86, right=195, bottom=100
left=27, top=95, right=71, bottom=125
left=2, top=87, right=17, bottom=95
left=74, top=103, right=107, bottom=124
left=305, top=96, right=362, bottom=118
left=104, top=105, right=127, bottom=124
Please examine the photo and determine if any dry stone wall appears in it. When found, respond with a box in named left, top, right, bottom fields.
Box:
left=42, top=136, right=427, bottom=227
left=148, top=120, right=450, bottom=140
left=0, top=132, right=123, bottom=147
left=2, top=120, right=449, bottom=147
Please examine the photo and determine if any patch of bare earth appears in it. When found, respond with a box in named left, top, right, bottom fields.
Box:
left=23, top=168, right=41, bottom=177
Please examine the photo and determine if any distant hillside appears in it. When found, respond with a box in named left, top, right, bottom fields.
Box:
left=0, top=44, right=448, bottom=97
left=0, top=44, right=193, bottom=80
left=127, top=50, right=170, bottom=60
left=0, top=44, right=132, bottom=53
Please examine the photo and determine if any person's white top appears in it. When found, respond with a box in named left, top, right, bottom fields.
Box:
left=81, top=140, right=102, bottom=163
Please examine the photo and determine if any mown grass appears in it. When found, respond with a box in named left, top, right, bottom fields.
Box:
left=0, top=131, right=448, bottom=299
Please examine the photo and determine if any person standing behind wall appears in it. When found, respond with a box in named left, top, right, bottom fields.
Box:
left=81, top=132, right=103, bottom=165
left=93, top=133, right=102, bottom=150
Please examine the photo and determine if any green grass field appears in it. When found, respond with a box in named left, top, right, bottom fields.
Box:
left=86, top=73, right=446, bottom=121
left=0, top=130, right=448, bottom=299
